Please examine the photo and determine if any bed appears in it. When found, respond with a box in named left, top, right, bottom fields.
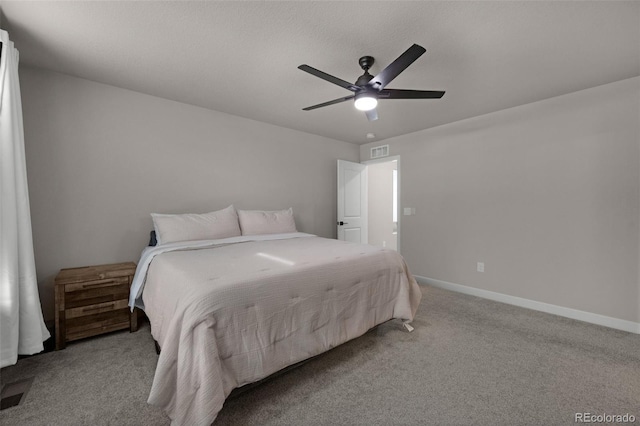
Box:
left=129, top=206, right=421, bottom=425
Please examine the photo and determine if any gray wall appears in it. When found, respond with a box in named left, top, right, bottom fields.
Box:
left=361, top=77, right=640, bottom=323
left=20, top=67, right=360, bottom=321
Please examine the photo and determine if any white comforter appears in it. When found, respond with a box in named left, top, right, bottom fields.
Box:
left=134, top=233, right=421, bottom=425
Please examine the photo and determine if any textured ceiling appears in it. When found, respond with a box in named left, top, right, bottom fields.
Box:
left=1, top=1, right=639, bottom=144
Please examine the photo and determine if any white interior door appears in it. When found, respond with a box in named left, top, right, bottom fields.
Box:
left=337, top=160, right=368, bottom=243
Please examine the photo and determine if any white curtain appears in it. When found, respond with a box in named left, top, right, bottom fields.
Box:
left=0, top=30, right=50, bottom=368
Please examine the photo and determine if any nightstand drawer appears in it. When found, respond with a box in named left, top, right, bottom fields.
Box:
left=66, top=309, right=130, bottom=342
left=65, top=281, right=130, bottom=309
left=65, top=277, right=129, bottom=292
left=66, top=299, right=129, bottom=319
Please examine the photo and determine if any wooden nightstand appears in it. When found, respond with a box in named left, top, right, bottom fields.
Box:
left=54, top=262, right=138, bottom=350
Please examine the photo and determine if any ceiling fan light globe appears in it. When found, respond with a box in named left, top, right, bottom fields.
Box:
left=354, top=96, right=378, bottom=111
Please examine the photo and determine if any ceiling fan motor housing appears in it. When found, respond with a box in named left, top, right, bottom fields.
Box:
left=356, top=73, right=374, bottom=86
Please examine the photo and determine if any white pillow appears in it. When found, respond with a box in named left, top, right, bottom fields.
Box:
left=151, top=205, right=241, bottom=245
left=237, top=208, right=297, bottom=236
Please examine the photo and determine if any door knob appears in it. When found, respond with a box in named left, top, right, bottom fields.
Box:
left=337, top=221, right=348, bottom=226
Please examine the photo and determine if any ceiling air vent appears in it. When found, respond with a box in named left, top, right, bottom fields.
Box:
left=370, top=145, right=389, bottom=159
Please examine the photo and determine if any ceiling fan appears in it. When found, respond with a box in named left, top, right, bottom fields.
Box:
left=298, top=44, right=445, bottom=121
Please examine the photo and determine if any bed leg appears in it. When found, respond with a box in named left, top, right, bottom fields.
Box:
left=402, top=321, right=415, bottom=332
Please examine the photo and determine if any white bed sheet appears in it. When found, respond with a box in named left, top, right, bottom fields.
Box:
left=136, top=233, right=421, bottom=425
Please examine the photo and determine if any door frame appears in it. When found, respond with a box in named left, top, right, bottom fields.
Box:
left=362, top=155, right=401, bottom=255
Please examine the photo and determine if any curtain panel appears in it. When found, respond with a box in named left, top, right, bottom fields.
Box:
left=0, top=30, right=50, bottom=368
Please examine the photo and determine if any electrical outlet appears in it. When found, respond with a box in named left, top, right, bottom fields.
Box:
left=403, top=207, right=412, bottom=216
left=477, top=262, right=485, bottom=273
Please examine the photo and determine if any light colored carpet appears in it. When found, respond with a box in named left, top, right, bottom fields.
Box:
left=1, top=285, right=638, bottom=425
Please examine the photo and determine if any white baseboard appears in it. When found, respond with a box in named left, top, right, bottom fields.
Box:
left=415, top=275, right=640, bottom=335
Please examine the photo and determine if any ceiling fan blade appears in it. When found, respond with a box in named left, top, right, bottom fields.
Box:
left=302, top=95, right=355, bottom=111
left=379, top=89, right=445, bottom=99
left=368, top=44, right=426, bottom=90
left=298, top=65, right=362, bottom=92
left=365, top=108, right=378, bottom=121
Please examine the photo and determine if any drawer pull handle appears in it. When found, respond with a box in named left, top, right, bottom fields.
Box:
left=82, top=280, right=115, bottom=289
left=83, top=303, right=115, bottom=312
